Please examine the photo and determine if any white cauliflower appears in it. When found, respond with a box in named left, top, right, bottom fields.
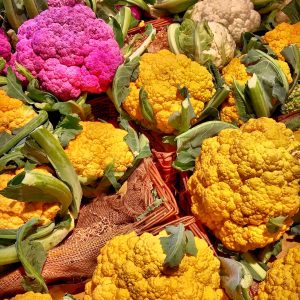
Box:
left=190, top=0, right=261, bottom=43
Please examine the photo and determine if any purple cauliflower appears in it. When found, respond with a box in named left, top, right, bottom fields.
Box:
left=15, top=5, right=123, bottom=100
left=0, top=29, right=11, bottom=62
left=47, top=0, right=84, bottom=7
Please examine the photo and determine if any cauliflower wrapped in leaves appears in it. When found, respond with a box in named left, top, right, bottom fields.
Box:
left=188, top=118, right=300, bottom=252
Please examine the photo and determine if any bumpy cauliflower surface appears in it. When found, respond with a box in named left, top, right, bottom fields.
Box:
left=15, top=5, right=123, bottom=100
left=64, top=121, right=134, bottom=181
left=0, top=90, right=37, bottom=134
left=255, top=245, right=300, bottom=300
left=7, top=292, right=52, bottom=300
left=220, top=57, right=292, bottom=125
left=188, top=118, right=300, bottom=252
left=190, top=0, right=261, bottom=43
left=122, top=49, right=215, bottom=134
left=263, top=22, right=300, bottom=60
left=84, top=231, right=226, bottom=300
left=0, top=168, right=60, bottom=229
left=0, top=28, right=11, bottom=62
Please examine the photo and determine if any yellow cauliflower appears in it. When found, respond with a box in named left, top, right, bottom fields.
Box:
left=122, top=49, right=215, bottom=134
left=188, top=118, right=300, bottom=252
left=220, top=57, right=292, bottom=125
left=255, top=245, right=300, bottom=300
left=0, top=167, right=60, bottom=229
left=294, top=129, right=300, bottom=143
left=263, top=22, right=300, bottom=60
left=64, top=121, right=134, bottom=181
left=0, top=90, right=37, bottom=133
left=84, top=231, right=227, bottom=300
left=7, top=292, right=52, bottom=300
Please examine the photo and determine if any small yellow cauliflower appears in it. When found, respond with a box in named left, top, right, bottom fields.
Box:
left=122, top=49, right=216, bottom=134
left=7, top=291, right=52, bottom=300
left=220, top=57, right=292, bottom=125
left=188, top=118, right=300, bottom=252
left=255, top=244, right=300, bottom=300
left=64, top=121, right=134, bottom=182
left=0, top=167, right=60, bottom=229
left=0, top=90, right=37, bottom=133
left=263, top=22, right=300, bottom=60
left=84, top=231, right=227, bottom=300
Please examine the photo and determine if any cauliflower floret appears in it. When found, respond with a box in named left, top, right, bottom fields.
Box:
left=188, top=118, right=300, bottom=252
left=0, top=167, right=60, bottom=229
left=0, top=28, right=11, bottom=62
left=263, top=22, right=300, bottom=60
left=0, top=90, right=37, bottom=134
left=122, top=49, right=215, bottom=134
left=7, top=292, right=53, bottom=300
left=84, top=231, right=226, bottom=300
left=190, top=0, right=261, bottom=43
left=255, top=245, right=300, bottom=300
left=14, top=5, right=123, bottom=100
left=64, top=121, right=134, bottom=181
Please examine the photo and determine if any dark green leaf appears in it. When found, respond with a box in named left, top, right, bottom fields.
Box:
left=6, top=67, right=33, bottom=104
left=258, top=239, right=282, bottom=263
left=0, top=150, right=25, bottom=172
left=109, top=16, right=124, bottom=48
left=112, top=57, right=140, bottom=112
left=139, top=86, right=155, bottom=124
left=185, top=230, right=198, bottom=256
left=102, top=162, right=121, bottom=191
left=21, top=138, right=49, bottom=164
left=266, top=216, right=288, bottom=233
left=16, top=218, right=48, bottom=293
left=0, top=58, right=6, bottom=72
left=282, top=0, right=300, bottom=23
left=290, top=224, right=300, bottom=235
left=206, top=62, right=225, bottom=89
left=54, top=114, right=83, bottom=147
left=27, top=79, right=57, bottom=104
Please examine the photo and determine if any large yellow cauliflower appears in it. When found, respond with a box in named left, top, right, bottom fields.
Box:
left=0, top=167, right=60, bottom=229
left=64, top=121, right=134, bottom=181
left=220, top=57, right=292, bottom=125
left=84, top=231, right=227, bottom=300
left=255, top=245, right=300, bottom=300
left=0, top=90, right=37, bottom=133
left=7, top=292, right=52, bottom=300
left=122, top=49, right=215, bottom=134
left=263, top=22, right=300, bottom=60
left=188, top=118, right=300, bottom=252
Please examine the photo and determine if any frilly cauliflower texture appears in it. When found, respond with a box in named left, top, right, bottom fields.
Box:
left=0, top=90, right=37, bottom=134
left=190, top=0, right=261, bottom=43
left=123, top=50, right=215, bottom=134
left=14, top=5, right=123, bottom=100
left=255, top=245, right=300, bottom=300
left=0, top=28, right=11, bottom=62
left=0, top=168, right=60, bottom=229
left=7, top=292, right=52, bottom=300
left=188, top=118, right=300, bottom=252
left=64, top=122, right=134, bottom=181
left=84, top=231, right=226, bottom=300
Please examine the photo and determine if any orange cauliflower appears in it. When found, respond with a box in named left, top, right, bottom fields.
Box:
left=122, top=49, right=215, bottom=134
left=188, top=118, right=300, bottom=252
left=64, top=121, right=134, bottom=182
left=7, top=292, right=52, bottom=300
left=0, top=90, right=37, bottom=133
left=84, top=230, right=227, bottom=300
left=263, top=22, right=300, bottom=60
left=0, top=167, right=60, bottom=229
left=255, top=245, right=300, bottom=300
left=220, top=57, right=292, bottom=125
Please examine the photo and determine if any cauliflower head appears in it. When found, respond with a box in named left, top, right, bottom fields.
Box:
left=64, top=121, right=134, bottom=181
left=84, top=230, right=226, bottom=300
left=255, top=245, right=300, bottom=300
left=122, top=49, right=215, bottom=134
left=0, top=167, right=60, bottom=229
left=190, top=0, right=261, bottom=43
left=188, top=118, right=300, bottom=252
left=220, top=57, right=292, bottom=125
left=0, top=28, right=11, bottom=62
left=7, top=292, right=52, bottom=300
left=47, top=0, right=84, bottom=7
left=263, top=22, right=300, bottom=60
left=0, top=90, right=37, bottom=134
left=15, top=5, right=123, bottom=100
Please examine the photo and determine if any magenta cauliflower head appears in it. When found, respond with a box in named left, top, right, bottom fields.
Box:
left=0, top=29, right=11, bottom=62
left=15, top=5, right=123, bottom=100
left=47, top=0, right=84, bottom=7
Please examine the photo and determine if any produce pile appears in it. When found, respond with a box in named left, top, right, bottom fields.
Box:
left=0, top=0, right=299, bottom=299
